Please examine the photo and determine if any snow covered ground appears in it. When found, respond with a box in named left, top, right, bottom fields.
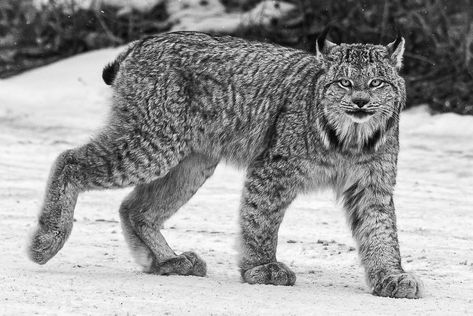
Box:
left=0, top=47, right=472, bottom=315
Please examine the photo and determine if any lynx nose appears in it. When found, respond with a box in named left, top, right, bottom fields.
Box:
left=352, top=98, right=369, bottom=108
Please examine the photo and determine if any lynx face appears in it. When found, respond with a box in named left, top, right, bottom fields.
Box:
left=315, top=39, right=405, bottom=152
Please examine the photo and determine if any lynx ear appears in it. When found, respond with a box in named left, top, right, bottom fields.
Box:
left=315, top=27, right=337, bottom=61
left=386, top=36, right=405, bottom=70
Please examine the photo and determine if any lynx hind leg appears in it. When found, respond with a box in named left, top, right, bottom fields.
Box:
left=28, top=150, right=80, bottom=264
left=119, top=153, right=218, bottom=276
left=28, top=130, right=188, bottom=265
left=120, top=212, right=155, bottom=272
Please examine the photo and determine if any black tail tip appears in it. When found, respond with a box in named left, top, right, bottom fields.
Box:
left=102, top=61, right=119, bottom=85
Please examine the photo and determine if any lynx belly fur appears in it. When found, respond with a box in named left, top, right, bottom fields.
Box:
left=28, top=31, right=423, bottom=298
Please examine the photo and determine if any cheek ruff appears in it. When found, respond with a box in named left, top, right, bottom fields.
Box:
left=318, top=107, right=394, bottom=153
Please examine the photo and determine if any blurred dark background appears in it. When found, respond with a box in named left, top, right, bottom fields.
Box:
left=1, top=0, right=472, bottom=114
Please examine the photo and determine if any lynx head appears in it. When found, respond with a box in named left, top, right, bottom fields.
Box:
left=314, top=29, right=406, bottom=152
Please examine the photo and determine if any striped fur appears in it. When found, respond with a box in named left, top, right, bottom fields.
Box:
left=28, top=32, right=422, bottom=298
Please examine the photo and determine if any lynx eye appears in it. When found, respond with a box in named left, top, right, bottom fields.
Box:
left=338, top=79, right=352, bottom=88
left=369, top=79, right=383, bottom=88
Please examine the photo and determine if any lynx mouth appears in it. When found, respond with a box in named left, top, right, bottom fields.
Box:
left=345, top=110, right=374, bottom=123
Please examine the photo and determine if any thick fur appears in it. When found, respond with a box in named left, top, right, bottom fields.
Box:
left=28, top=31, right=423, bottom=298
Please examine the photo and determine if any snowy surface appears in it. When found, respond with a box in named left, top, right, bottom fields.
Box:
left=0, top=47, right=472, bottom=315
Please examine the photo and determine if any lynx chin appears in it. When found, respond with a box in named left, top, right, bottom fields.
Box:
left=28, top=30, right=423, bottom=299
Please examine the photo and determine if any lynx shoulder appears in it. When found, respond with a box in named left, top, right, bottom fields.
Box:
left=28, top=31, right=423, bottom=299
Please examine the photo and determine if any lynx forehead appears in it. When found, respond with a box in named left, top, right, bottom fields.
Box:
left=329, top=44, right=400, bottom=79
left=28, top=31, right=423, bottom=299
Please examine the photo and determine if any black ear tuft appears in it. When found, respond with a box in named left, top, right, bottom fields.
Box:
left=386, top=34, right=406, bottom=70
left=316, top=25, right=332, bottom=52
left=315, top=25, right=337, bottom=60
left=391, top=34, right=403, bottom=52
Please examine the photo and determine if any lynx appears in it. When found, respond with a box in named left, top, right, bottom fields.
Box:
left=28, top=30, right=423, bottom=298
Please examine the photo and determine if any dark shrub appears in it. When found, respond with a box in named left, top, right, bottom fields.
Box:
left=1, top=0, right=471, bottom=114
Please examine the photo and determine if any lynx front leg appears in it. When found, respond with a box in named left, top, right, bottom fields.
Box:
left=343, top=164, right=424, bottom=298
left=239, top=157, right=302, bottom=286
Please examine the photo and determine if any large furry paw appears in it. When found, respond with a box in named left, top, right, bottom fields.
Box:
left=28, top=225, right=69, bottom=265
left=241, top=262, right=296, bottom=286
left=151, top=251, right=207, bottom=277
left=372, top=272, right=424, bottom=299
